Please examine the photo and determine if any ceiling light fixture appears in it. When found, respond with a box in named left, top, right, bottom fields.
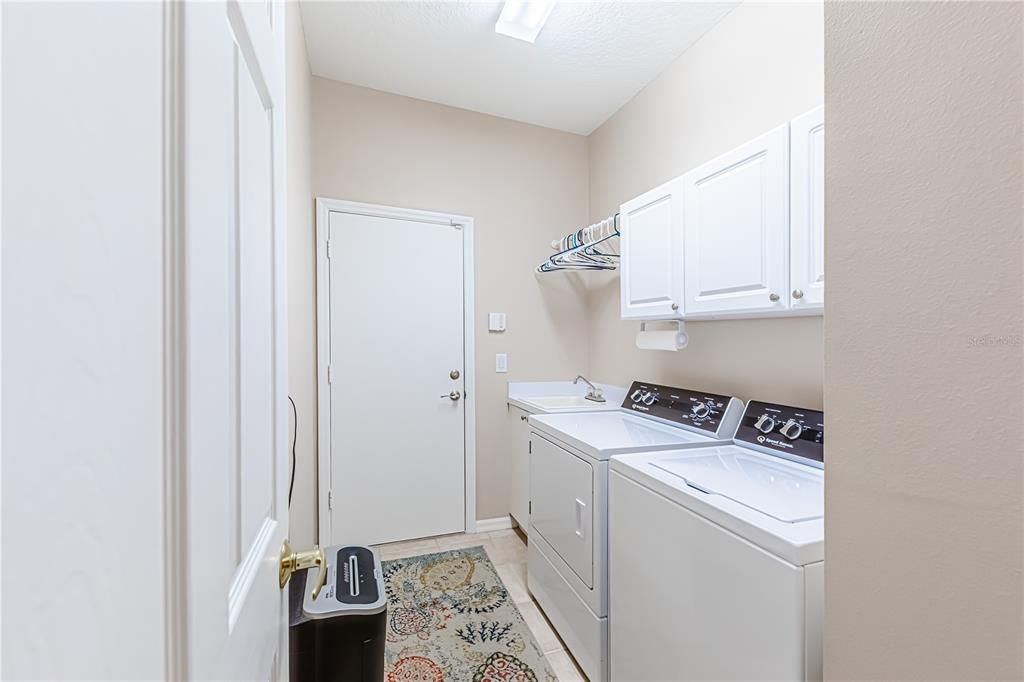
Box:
left=495, top=1, right=556, bottom=43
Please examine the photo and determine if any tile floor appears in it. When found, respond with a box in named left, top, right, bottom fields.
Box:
left=374, top=527, right=589, bottom=682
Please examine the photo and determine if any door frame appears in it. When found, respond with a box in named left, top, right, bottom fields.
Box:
left=314, top=197, right=477, bottom=545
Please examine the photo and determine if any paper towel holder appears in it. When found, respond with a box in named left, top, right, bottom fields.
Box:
left=638, top=320, right=688, bottom=351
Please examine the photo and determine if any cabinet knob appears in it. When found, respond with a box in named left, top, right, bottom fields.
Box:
left=520, top=415, right=528, bottom=421
left=671, top=303, right=679, bottom=311
left=792, top=289, right=804, bottom=300
left=769, top=293, right=780, bottom=302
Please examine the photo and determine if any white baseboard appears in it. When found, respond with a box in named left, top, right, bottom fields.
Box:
left=474, top=515, right=515, bottom=533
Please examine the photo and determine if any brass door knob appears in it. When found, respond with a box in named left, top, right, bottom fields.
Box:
left=279, top=540, right=327, bottom=600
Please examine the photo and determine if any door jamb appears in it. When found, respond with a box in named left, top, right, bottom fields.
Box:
left=314, top=197, right=477, bottom=545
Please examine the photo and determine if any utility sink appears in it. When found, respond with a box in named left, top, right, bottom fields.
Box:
left=522, top=396, right=609, bottom=411
left=508, top=381, right=625, bottom=415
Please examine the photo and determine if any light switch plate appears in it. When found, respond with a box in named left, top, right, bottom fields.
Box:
left=495, top=353, right=508, bottom=373
left=488, top=313, right=506, bottom=332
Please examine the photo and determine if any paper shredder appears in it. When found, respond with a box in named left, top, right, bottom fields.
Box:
left=288, top=545, right=387, bottom=682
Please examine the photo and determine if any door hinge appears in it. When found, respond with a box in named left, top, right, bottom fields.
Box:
left=528, top=500, right=532, bottom=514
left=328, top=490, right=333, bottom=510
left=326, top=240, right=332, bottom=259
left=327, top=364, right=333, bottom=384
left=528, top=441, right=532, bottom=454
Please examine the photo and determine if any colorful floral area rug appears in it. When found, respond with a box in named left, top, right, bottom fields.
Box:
left=382, top=546, right=556, bottom=682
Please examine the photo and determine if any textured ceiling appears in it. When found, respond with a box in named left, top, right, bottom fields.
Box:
left=299, top=2, right=738, bottom=135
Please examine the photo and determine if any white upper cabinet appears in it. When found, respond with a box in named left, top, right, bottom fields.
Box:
left=619, top=177, right=685, bottom=320
left=683, top=123, right=791, bottom=317
left=789, top=105, right=825, bottom=310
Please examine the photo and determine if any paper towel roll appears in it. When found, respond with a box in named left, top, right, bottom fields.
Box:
left=635, top=327, right=688, bottom=351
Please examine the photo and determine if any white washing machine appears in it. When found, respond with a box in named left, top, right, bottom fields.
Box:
left=526, top=381, right=744, bottom=682
left=609, top=400, right=825, bottom=682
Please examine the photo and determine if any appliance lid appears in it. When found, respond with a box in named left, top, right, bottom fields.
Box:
left=529, top=410, right=722, bottom=459
left=651, top=450, right=823, bottom=523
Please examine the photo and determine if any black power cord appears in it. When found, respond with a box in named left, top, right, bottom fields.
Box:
left=288, top=395, right=297, bottom=507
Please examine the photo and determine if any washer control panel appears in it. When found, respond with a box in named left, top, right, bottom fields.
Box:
left=735, top=400, right=824, bottom=466
left=622, top=381, right=741, bottom=438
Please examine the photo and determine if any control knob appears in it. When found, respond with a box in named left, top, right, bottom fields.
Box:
left=641, top=392, right=657, bottom=406
left=779, top=419, right=803, bottom=440
left=690, top=402, right=711, bottom=419
left=630, top=389, right=644, bottom=402
left=753, top=414, right=776, bottom=434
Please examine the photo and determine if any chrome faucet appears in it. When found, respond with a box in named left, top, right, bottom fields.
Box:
left=574, top=375, right=606, bottom=403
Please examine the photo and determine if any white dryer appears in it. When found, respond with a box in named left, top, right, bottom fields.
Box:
left=609, top=400, right=825, bottom=681
left=526, top=381, right=744, bottom=682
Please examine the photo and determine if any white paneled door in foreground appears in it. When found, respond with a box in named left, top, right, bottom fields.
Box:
left=181, top=1, right=290, bottom=679
left=320, top=202, right=475, bottom=546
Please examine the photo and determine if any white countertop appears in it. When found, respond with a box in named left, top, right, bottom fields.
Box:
left=507, top=380, right=626, bottom=414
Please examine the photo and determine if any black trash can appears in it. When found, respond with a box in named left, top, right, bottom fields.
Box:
left=289, top=545, right=387, bottom=682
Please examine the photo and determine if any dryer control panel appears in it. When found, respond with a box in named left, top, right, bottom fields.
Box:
left=622, top=381, right=742, bottom=439
left=735, top=400, right=824, bottom=467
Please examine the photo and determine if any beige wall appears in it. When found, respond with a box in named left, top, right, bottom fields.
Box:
left=824, top=2, right=1023, bottom=678
left=286, top=4, right=316, bottom=548
left=586, top=2, right=825, bottom=408
left=306, top=78, right=590, bottom=526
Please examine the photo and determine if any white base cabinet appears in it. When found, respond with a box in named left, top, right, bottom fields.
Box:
left=508, top=404, right=531, bottom=533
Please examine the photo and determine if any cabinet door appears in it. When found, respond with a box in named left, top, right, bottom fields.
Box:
left=683, top=123, right=790, bottom=316
left=790, top=105, right=825, bottom=310
left=509, top=405, right=531, bottom=532
left=619, top=177, right=685, bottom=320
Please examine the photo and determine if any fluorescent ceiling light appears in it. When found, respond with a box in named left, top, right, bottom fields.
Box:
left=495, top=1, right=556, bottom=43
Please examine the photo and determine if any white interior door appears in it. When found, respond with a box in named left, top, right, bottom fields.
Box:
left=327, top=208, right=467, bottom=546
left=683, top=123, right=790, bottom=316
left=182, top=1, right=290, bottom=678
left=790, top=105, right=826, bottom=309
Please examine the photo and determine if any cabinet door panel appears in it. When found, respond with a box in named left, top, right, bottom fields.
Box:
left=790, top=105, right=825, bottom=310
left=684, top=124, right=790, bottom=316
left=509, top=405, right=531, bottom=532
left=620, top=177, right=685, bottom=320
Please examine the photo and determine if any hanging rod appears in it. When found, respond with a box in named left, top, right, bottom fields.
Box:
left=536, top=214, right=620, bottom=274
